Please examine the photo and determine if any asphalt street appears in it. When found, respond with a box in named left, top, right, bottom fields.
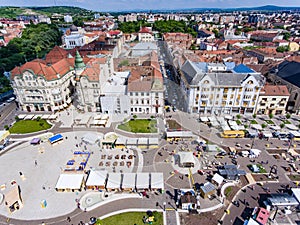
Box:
left=221, top=182, right=297, bottom=225
left=0, top=101, right=18, bottom=129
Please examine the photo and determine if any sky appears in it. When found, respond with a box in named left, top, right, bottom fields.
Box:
left=0, top=0, right=299, bottom=12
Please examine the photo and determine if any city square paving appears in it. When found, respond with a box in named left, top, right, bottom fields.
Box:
left=0, top=130, right=139, bottom=220
left=1, top=110, right=300, bottom=224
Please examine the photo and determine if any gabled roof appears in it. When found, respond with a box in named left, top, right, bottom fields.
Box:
left=260, top=84, right=290, bottom=96
left=45, top=46, right=69, bottom=64
left=139, top=27, right=152, bottom=34
left=181, top=60, right=204, bottom=84
left=11, top=57, right=75, bottom=81
left=80, top=58, right=106, bottom=82
left=181, top=60, right=265, bottom=87
left=277, top=61, right=300, bottom=87
left=232, top=64, right=255, bottom=74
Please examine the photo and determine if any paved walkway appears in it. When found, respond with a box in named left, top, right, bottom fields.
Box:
left=165, top=209, right=179, bottom=225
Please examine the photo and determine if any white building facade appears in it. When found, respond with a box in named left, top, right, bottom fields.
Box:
left=180, top=60, right=265, bottom=115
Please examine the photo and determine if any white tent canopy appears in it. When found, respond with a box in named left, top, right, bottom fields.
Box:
left=136, top=173, right=150, bottom=189
left=269, top=124, right=281, bottom=130
left=225, top=115, right=233, bottom=120
left=285, top=124, right=298, bottom=131
left=250, top=149, right=261, bottom=157
left=177, top=152, right=196, bottom=165
left=48, top=114, right=58, bottom=120
left=86, top=170, right=107, bottom=187
left=212, top=173, right=224, bottom=186
left=82, top=133, right=102, bottom=145
left=150, top=173, right=164, bottom=190
left=24, top=114, right=34, bottom=120
left=106, top=173, right=122, bottom=189
left=55, top=174, right=84, bottom=190
left=17, top=114, right=26, bottom=119
left=289, top=131, right=300, bottom=137
left=251, top=124, right=263, bottom=130
left=262, top=131, right=273, bottom=138
left=41, top=115, right=50, bottom=119
left=166, top=131, right=195, bottom=138
left=122, top=173, right=136, bottom=189
left=200, top=117, right=209, bottom=122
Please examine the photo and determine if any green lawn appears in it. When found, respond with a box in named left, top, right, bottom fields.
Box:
left=101, top=212, right=163, bottom=225
left=288, top=174, right=300, bottom=181
left=247, top=164, right=267, bottom=173
left=9, top=119, right=52, bottom=134
left=224, top=186, right=232, bottom=197
left=166, top=119, right=182, bottom=130
left=118, top=119, right=157, bottom=133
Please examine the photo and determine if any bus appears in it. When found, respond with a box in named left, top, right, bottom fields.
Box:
left=221, top=130, right=245, bottom=138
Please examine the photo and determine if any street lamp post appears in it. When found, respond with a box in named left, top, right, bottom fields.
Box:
left=251, top=137, right=255, bottom=149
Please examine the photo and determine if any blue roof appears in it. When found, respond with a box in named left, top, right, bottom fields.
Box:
left=233, top=64, right=255, bottom=74
left=49, top=134, right=63, bottom=144
left=194, top=62, right=208, bottom=72
left=224, top=62, right=236, bottom=71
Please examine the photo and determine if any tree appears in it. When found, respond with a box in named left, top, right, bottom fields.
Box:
left=286, top=113, right=291, bottom=119
left=236, top=114, right=241, bottom=119
left=280, top=123, right=285, bottom=129
left=283, top=32, right=291, bottom=41
left=269, top=114, right=274, bottom=119
left=119, top=60, right=129, bottom=67
left=261, top=123, right=267, bottom=129
left=252, top=114, right=257, bottom=119
left=212, top=29, right=220, bottom=38
left=234, top=28, right=242, bottom=35
left=276, top=46, right=289, bottom=53
left=0, top=23, right=62, bottom=93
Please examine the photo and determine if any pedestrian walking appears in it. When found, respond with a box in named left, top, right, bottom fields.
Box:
left=34, top=160, right=37, bottom=166
left=67, top=216, right=71, bottom=222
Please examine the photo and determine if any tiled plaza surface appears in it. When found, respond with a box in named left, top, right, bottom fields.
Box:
left=0, top=131, right=139, bottom=220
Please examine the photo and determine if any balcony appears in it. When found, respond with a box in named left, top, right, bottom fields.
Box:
left=51, top=88, right=61, bottom=95
left=53, top=96, right=63, bottom=102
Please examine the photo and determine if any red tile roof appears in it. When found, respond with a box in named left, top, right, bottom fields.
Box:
left=45, top=46, right=69, bottom=64
left=80, top=58, right=106, bottom=82
left=139, top=27, right=152, bottom=34
left=11, top=57, right=75, bottom=81
left=260, top=84, right=290, bottom=96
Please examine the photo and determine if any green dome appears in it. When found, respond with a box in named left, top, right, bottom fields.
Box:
left=75, top=51, right=85, bottom=69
